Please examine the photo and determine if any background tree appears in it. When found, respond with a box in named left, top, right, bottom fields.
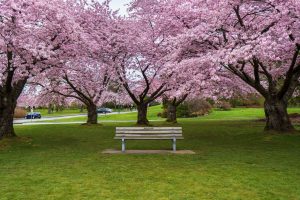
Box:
left=161, top=59, right=220, bottom=123
left=0, top=0, right=82, bottom=139
left=38, top=58, right=112, bottom=124
left=108, top=19, right=173, bottom=125
left=132, top=0, right=300, bottom=132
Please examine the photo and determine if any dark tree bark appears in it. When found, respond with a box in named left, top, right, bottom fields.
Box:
left=137, top=103, right=149, bottom=125
left=165, top=94, right=188, bottom=123
left=0, top=94, right=17, bottom=139
left=87, top=104, right=98, bottom=124
left=0, top=80, right=26, bottom=139
left=55, top=105, right=59, bottom=112
left=264, top=98, right=293, bottom=132
left=166, top=103, right=177, bottom=123
left=48, top=104, right=53, bottom=114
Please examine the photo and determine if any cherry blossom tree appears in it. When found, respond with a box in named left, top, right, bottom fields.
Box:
left=132, top=0, right=300, bottom=132
left=111, top=20, right=172, bottom=125
left=113, top=58, right=171, bottom=125
left=128, top=1, right=224, bottom=124
left=161, top=59, right=249, bottom=123
left=18, top=87, right=68, bottom=113
left=0, top=0, right=82, bottom=138
left=161, top=59, right=218, bottom=123
left=36, top=58, right=113, bottom=124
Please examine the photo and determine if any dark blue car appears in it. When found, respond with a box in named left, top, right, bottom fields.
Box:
left=25, top=112, right=42, bottom=119
left=97, top=108, right=112, bottom=114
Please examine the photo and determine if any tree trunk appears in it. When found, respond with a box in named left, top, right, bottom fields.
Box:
left=0, top=79, right=26, bottom=139
left=0, top=94, right=17, bottom=139
left=48, top=104, right=52, bottom=114
left=264, top=98, right=294, bottom=132
left=166, top=103, right=177, bottom=123
left=137, top=103, right=149, bottom=125
left=55, top=105, right=59, bottom=112
left=87, top=104, right=98, bottom=124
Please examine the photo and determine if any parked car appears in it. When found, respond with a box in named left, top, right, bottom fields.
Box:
left=25, top=112, right=42, bottom=119
left=97, top=108, right=112, bottom=114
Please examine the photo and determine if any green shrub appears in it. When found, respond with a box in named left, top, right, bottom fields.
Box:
left=160, top=98, right=212, bottom=118
left=289, top=96, right=300, bottom=107
left=228, top=94, right=263, bottom=108
left=14, top=107, right=27, bottom=118
left=177, top=103, right=190, bottom=117
left=187, top=99, right=212, bottom=117
left=216, top=101, right=232, bottom=111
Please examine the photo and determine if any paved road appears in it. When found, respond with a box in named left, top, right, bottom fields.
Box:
left=14, top=119, right=164, bottom=126
left=14, top=111, right=135, bottom=124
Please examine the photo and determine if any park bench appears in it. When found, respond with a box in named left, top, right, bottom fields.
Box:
left=114, top=127, right=183, bottom=152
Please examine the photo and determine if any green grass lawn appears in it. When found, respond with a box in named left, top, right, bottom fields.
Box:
left=1, top=113, right=300, bottom=199
left=188, top=107, right=300, bottom=121
left=34, top=107, right=132, bottom=117
left=35, top=108, right=86, bottom=117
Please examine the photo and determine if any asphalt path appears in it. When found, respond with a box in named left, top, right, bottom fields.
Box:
left=14, top=119, right=164, bottom=126
left=14, top=111, right=136, bottom=124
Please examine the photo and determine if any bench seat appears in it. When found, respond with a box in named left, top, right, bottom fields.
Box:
left=114, top=127, right=183, bottom=152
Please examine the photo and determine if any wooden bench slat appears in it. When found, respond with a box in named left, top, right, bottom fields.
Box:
left=114, top=137, right=184, bottom=140
left=116, top=127, right=182, bottom=129
left=116, top=131, right=182, bottom=134
left=115, top=136, right=183, bottom=138
left=115, top=134, right=183, bottom=137
left=116, top=127, right=182, bottom=130
left=116, top=129, right=182, bottom=131
left=115, top=134, right=183, bottom=139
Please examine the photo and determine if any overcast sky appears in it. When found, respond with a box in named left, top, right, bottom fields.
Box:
left=101, top=0, right=131, bottom=16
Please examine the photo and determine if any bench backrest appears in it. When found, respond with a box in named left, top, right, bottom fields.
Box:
left=115, top=127, right=183, bottom=139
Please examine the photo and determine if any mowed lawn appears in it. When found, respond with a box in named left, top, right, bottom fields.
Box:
left=1, top=109, right=300, bottom=199
left=35, top=108, right=86, bottom=117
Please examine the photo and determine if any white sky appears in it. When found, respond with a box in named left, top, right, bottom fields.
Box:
left=101, top=0, right=131, bottom=16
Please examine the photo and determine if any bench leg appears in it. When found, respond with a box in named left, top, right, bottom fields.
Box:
left=122, top=138, right=125, bottom=152
left=172, top=138, right=176, bottom=152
